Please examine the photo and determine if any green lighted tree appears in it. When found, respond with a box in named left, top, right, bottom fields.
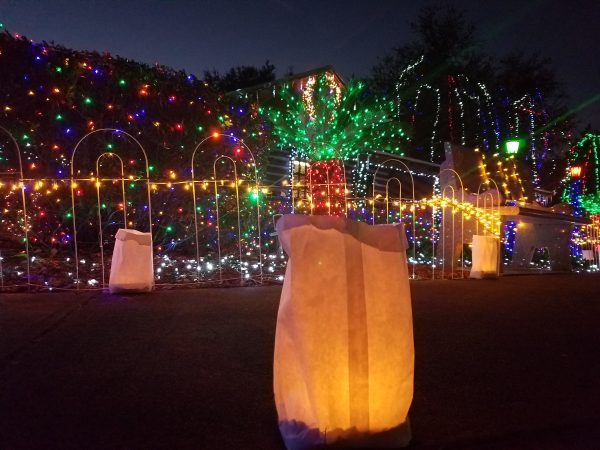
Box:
left=564, top=132, right=600, bottom=215
left=260, top=73, right=408, bottom=161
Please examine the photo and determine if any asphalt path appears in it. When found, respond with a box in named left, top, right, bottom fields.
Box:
left=1, top=274, right=599, bottom=449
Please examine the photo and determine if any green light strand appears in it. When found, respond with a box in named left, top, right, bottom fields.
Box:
left=566, top=133, right=600, bottom=215
left=260, top=73, right=408, bottom=161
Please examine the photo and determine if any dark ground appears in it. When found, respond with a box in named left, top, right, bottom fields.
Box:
left=1, top=274, right=600, bottom=449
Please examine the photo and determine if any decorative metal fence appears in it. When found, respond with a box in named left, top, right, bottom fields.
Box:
left=0, top=127, right=562, bottom=292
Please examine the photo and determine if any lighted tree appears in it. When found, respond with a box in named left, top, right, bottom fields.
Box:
left=260, top=73, right=407, bottom=215
left=261, top=73, right=407, bottom=161
left=370, top=4, right=571, bottom=187
left=370, top=5, right=493, bottom=161
left=564, top=132, right=600, bottom=216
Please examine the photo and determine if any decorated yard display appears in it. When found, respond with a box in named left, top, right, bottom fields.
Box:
left=0, top=27, right=595, bottom=289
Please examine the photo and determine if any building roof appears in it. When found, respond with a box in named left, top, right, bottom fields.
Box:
left=226, top=65, right=344, bottom=97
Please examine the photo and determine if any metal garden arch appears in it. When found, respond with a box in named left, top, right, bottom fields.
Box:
left=0, top=125, right=30, bottom=289
left=70, top=128, right=152, bottom=289
left=190, top=133, right=263, bottom=285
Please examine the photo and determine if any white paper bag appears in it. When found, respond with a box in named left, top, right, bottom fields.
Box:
left=109, top=229, right=154, bottom=293
left=274, top=215, right=414, bottom=449
left=470, top=235, right=499, bottom=279
left=582, top=249, right=595, bottom=261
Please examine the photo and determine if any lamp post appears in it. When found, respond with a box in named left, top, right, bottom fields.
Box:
left=570, top=165, right=582, bottom=178
left=505, top=139, right=521, bottom=155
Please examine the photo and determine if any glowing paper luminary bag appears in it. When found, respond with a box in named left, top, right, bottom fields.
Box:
left=274, top=215, right=414, bottom=450
left=109, top=228, right=154, bottom=293
left=470, top=235, right=500, bottom=279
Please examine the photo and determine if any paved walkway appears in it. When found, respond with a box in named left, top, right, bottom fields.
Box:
left=1, top=274, right=599, bottom=449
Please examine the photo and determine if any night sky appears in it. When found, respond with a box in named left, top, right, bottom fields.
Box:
left=2, top=0, right=600, bottom=128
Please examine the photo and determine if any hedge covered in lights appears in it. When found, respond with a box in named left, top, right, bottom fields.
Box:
left=0, top=30, right=264, bottom=179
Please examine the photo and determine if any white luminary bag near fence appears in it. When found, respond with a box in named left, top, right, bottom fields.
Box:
left=470, top=235, right=500, bottom=279
left=582, top=249, right=594, bottom=261
left=109, top=229, right=154, bottom=293
left=274, top=215, right=414, bottom=450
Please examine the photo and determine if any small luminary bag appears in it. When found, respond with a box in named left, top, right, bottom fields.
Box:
left=109, top=228, right=154, bottom=293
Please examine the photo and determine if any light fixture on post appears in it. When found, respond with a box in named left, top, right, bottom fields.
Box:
left=505, top=139, right=521, bottom=155
left=570, top=165, right=582, bottom=177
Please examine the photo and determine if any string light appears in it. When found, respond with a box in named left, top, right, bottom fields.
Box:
left=395, top=54, right=561, bottom=180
